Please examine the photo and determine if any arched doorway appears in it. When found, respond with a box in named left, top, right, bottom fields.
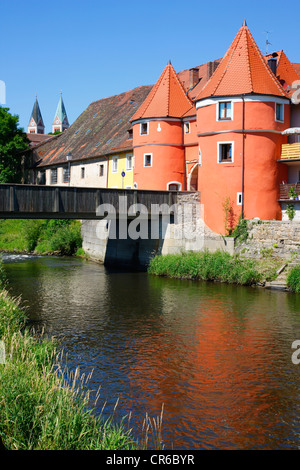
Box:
left=187, top=163, right=198, bottom=191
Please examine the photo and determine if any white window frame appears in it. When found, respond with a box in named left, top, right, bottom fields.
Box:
left=237, top=192, right=244, bottom=205
left=126, top=153, right=133, bottom=171
left=167, top=181, right=182, bottom=191
left=184, top=122, right=190, bottom=134
left=140, top=121, right=149, bottom=135
left=217, top=141, right=234, bottom=163
left=275, top=102, right=284, bottom=122
left=144, top=153, right=153, bottom=167
left=198, top=146, right=202, bottom=166
left=217, top=100, right=233, bottom=121
left=50, top=168, right=58, bottom=184
left=112, top=156, right=118, bottom=173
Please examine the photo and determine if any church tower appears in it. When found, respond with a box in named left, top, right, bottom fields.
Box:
left=52, top=91, right=69, bottom=133
left=28, top=95, right=45, bottom=134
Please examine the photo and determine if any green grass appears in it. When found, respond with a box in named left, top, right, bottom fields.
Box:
left=0, top=219, right=83, bottom=256
left=148, top=250, right=263, bottom=286
left=287, top=265, right=300, bottom=293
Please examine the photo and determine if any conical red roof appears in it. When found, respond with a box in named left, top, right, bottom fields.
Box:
left=131, top=62, right=194, bottom=121
left=196, top=24, right=288, bottom=100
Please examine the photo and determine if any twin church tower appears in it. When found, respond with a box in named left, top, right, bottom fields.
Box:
left=28, top=92, right=69, bottom=134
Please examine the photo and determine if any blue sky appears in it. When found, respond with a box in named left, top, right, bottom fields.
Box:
left=1, top=0, right=300, bottom=133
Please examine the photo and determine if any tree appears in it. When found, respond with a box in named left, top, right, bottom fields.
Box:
left=0, top=107, right=29, bottom=183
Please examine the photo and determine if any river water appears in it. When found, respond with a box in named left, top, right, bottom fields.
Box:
left=2, top=253, right=300, bottom=449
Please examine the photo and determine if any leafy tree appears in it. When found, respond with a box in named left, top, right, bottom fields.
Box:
left=0, top=107, right=29, bottom=183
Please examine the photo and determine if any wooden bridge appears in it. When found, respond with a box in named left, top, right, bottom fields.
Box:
left=0, top=184, right=181, bottom=219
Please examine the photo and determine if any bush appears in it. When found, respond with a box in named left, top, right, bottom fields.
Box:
left=287, top=265, right=300, bottom=293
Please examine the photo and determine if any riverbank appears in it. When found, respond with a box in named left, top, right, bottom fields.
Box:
left=0, top=219, right=85, bottom=257
left=0, top=261, right=152, bottom=450
left=148, top=250, right=300, bottom=292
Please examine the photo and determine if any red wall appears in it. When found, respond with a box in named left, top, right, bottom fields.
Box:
left=197, top=99, right=290, bottom=233
left=133, top=120, right=184, bottom=190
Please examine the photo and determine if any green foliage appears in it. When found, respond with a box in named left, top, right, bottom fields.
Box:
left=148, top=250, right=262, bottom=286
left=0, top=290, right=136, bottom=450
left=232, top=216, right=248, bottom=243
left=288, top=187, right=298, bottom=198
left=287, top=265, right=300, bottom=293
left=0, top=219, right=82, bottom=255
left=286, top=204, right=296, bottom=221
left=0, top=107, right=29, bottom=183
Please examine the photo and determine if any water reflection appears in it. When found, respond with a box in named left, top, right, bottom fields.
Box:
left=2, top=255, right=300, bottom=449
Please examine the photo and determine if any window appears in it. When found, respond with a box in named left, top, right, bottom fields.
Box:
left=99, top=164, right=104, bottom=177
left=218, top=143, right=233, bottom=163
left=50, top=168, right=58, bottom=184
left=198, top=146, right=202, bottom=166
left=218, top=101, right=232, bottom=120
left=167, top=182, right=182, bottom=191
left=144, top=153, right=152, bottom=167
left=30, top=129, right=35, bottom=134
left=81, top=167, right=85, bottom=179
left=63, top=166, right=70, bottom=183
left=275, top=103, right=284, bottom=122
left=184, top=122, right=190, bottom=134
left=126, top=154, right=133, bottom=171
left=112, top=156, right=118, bottom=172
left=128, top=129, right=133, bottom=139
left=140, top=122, right=149, bottom=135
left=237, top=192, right=243, bottom=205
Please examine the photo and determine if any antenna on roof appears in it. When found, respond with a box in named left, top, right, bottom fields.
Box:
left=265, top=30, right=272, bottom=54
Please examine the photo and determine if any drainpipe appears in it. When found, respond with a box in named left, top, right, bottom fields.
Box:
left=181, top=121, right=186, bottom=190
left=242, top=95, right=245, bottom=219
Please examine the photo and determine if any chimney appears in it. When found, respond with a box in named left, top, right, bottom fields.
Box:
left=189, top=68, right=199, bottom=89
left=268, top=53, right=278, bottom=76
left=207, top=61, right=219, bottom=81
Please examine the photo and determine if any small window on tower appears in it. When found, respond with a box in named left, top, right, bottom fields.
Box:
left=218, top=142, right=233, bottom=163
left=144, top=153, right=152, bottom=167
left=81, top=167, right=85, bottom=179
left=275, top=103, right=284, bottom=122
left=140, top=122, right=149, bottom=135
left=218, top=101, right=232, bottom=120
left=99, top=164, right=104, bottom=177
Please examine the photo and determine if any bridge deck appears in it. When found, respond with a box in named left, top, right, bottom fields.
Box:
left=0, top=184, right=183, bottom=219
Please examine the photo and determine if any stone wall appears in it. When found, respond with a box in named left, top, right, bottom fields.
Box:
left=235, top=220, right=300, bottom=259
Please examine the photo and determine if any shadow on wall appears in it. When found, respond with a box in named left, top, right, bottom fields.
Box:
left=104, top=216, right=171, bottom=269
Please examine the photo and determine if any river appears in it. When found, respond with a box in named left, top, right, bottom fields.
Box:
left=2, top=253, right=300, bottom=449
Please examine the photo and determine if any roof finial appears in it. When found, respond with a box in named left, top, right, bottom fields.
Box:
left=243, top=19, right=247, bottom=27
left=168, top=59, right=172, bottom=65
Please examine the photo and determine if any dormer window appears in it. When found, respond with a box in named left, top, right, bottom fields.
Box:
left=218, top=101, right=232, bottom=120
left=140, top=122, right=149, bottom=135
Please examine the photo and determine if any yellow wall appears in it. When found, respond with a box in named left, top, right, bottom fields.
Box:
left=108, top=152, right=134, bottom=188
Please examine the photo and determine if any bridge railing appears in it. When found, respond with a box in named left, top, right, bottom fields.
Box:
left=0, top=184, right=182, bottom=219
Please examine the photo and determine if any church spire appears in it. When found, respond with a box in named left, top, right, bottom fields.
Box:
left=28, top=95, right=45, bottom=134
left=52, top=91, right=69, bottom=133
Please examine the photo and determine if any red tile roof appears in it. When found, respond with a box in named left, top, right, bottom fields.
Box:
left=131, top=62, right=194, bottom=121
left=34, top=86, right=152, bottom=167
left=196, top=24, right=288, bottom=101
left=265, top=51, right=300, bottom=91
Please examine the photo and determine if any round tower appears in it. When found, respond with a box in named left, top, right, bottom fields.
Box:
left=131, top=62, right=194, bottom=191
left=195, top=22, right=290, bottom=234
